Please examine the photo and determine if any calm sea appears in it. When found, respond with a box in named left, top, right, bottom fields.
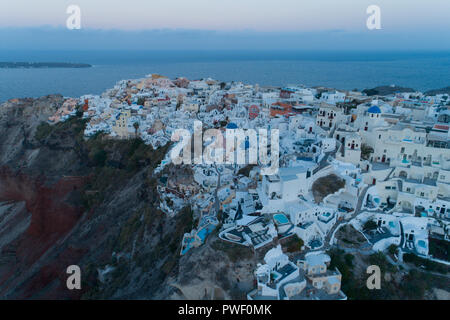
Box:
left=0, top=50, right=449, bottom=102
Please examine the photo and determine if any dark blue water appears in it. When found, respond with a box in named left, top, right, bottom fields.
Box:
left=0, top=50, right=449, bottom=102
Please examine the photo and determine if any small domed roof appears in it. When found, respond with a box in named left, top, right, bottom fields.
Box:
left=368, top=105, right=381, bottom=114
left=226, top=122, right=238, bottom=129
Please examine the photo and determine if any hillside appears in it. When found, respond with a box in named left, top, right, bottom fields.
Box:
left=424, top=86, right=450, bottom=96
left=0, top=95, right=255, bottom=299
left=362, top=85, right=416, bottom=96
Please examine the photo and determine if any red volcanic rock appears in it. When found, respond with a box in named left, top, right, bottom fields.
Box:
left=0, top=166, right=86, bottom=267
left=18, top=246, right=87, bottom=299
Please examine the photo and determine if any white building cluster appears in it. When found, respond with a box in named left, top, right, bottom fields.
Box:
left=48, top=74, right=450, bottom=299
left=247, top=246, right=346, bottom=300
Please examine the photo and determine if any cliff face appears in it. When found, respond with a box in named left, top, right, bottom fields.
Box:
left=0, top=95, right=258, bottom=300
left=0, top=168, right=84, bottom=282
left=0, top=96, right=171, bottom=299
left=0, top=96, right=79, bottom=298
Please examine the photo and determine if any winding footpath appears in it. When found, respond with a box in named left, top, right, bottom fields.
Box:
left=319, top=185, right=370, bottom=252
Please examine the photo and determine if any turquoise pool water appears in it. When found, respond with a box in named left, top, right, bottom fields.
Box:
left=197, top=224, right=216, bottom=242
left=417, top=240, right=427, bottom=248
left=273, top=214, right=289, bottom=224
left=197, top=229, right=208, bottom=242
left=271, top=272, right=281, bottom=280
left=181, top=223, right=217, bottom=255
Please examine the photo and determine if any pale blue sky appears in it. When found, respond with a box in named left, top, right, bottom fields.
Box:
left=1, top=0, right=449, bottom=31
left=0, top=0, right=449, bottom=50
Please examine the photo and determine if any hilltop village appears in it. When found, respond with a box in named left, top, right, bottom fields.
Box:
left=48, top=74, right=450, bottom=300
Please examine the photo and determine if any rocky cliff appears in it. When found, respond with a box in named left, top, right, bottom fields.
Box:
left=0, top=95, right=257, bottom=299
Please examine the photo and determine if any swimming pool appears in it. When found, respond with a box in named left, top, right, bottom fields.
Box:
left=197, top=224, right=216, bottom=242
left=197, top=229, right=208, bottom=242
left=271, top=271, right=281, bottom=280
left=417, top=240, right=427, bottom=248
left=273, top=213, right=289, bottom=225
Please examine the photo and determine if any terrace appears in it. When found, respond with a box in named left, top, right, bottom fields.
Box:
left=318, top=211, right=335, bottom=223
left=267, top=262, right=298, bottom=290
left=366, top=225, right=398, bottom=244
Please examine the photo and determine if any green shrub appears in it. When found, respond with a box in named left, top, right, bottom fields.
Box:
left=34, top=122, right=53, bottom=141
left=284, top=235, right=304, bottom=253
left=368, top=252, right=396, bottom=273
left=403, top=253, right=448, bottom=274
left=388, top=244, right=397, bottom=255
left=137, top=97, right=146, bottom=106
left=90, top=149, right=107, bottom=167
left=361, top=144, right=374, bottom=160
left=429, top=238, right=450, bottom=261
left=238, top=164, right=256, bottom=177
left=344, top=253, right=354, bottom=267
left=363, top=220, right=377, bottom=231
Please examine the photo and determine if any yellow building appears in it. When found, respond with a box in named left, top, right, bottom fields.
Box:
left=112, top=110, right=131, bottom=138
